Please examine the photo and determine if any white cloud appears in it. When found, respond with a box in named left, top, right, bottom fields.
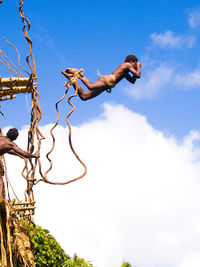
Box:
left=4, top=103, right=200, bottom=267
left=175, top=69, right=200, bottom=89
left=151, top=30, right=195, bottom=48
left=124, top=64, right=200, bottom=100
left=178, top=253, right=200, bottom=267
left=125, top=65, right=174, bottom=99
left=188, top=8, right=200, bottom=28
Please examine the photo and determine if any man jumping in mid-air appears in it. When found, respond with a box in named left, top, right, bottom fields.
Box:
left=62, top=55, right=142, bottom=101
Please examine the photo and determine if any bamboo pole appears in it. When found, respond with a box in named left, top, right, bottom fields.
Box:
left=0, top=77, right=32, bottom=87
left=0, top=86, right=31, bottom=96
left=0, top=77, right=37, bottom=98
left=0, top=95, right=16, bottom=101
left=14, top=201, right=35, bottom=206
left=14, top=207, right=35, bottom=211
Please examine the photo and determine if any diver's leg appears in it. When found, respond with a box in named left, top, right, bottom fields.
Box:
left=72, top=83, right=105, bottom=101
left=62, top=69, right=106, bottom=90
left=62, top=70, right=106, bottom=100
left=79, top=76, right=106, bottom=90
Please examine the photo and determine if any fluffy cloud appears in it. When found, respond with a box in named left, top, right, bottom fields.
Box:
left=125, top=65, right=174, bottom=99
left=124, top=64, right=200, bottom=100
left=175, top=69, right=200, bottom=89
left=4, top=103, right=200, bottom=267
left=178, top=253, right=200, bottom=267
left=188, top=8, right=200, bottom=28
left=151, top=30, right=195, bottom=48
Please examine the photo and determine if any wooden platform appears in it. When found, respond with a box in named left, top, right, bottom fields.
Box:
left=0, top=77, right=36, bottom=101
left=13, top=200, right=36, bottom=217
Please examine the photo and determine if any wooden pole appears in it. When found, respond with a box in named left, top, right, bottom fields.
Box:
left=0, top=86, right=31, bottom=96
left=0, top=76, right=37, bottom=98
left=0, top=77, right=31, bottom=87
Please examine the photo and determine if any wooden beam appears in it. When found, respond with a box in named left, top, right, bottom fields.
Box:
left=14, top=207, right=35, bottom=211
left=0, top=77, right=32, bottom=88
left=0, top=76, right=37, bottom=99
left=0, top=95, right=16, bottom=101
left=14, top=201, right=35, bottom=206
left=0, top=86, right=31, bottom=96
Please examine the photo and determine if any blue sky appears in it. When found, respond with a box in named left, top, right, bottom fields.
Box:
left=2, top=1, right=200, bottom=267
left=1, top=0, right=200, bottom=138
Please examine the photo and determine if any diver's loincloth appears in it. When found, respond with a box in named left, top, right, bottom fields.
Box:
left=99, top=74, right=116, bottom=93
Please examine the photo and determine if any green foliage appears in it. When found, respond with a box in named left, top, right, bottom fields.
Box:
left=28, top=222, right=93, bottom=267
left=62, top=254, right=93, bottom=267
left=121, top=259, right=132, bottom=267
left=1, top=223, right=132, bottom=267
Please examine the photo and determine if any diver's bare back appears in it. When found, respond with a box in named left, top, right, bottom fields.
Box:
left=112, top=62, right=136, bottom=83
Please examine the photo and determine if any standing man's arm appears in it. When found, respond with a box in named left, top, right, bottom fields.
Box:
left=8, top=143, right=39, bottom=159
left=7, top=150, right=25, bottom=159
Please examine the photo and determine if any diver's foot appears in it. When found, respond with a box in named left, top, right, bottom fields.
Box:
left=62, top=71, right=76, bottom=86
left=65, top=68, right=79, bottom=74
left=61, top=70, right=72, bottom=79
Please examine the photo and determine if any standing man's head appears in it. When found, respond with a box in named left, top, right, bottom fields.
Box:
left=6, top=128, right=19, bottom=141
left=125, top=55, right=138, bottom=68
